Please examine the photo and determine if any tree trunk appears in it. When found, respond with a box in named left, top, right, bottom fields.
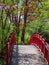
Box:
left=21, top=0, right=28, bottom=43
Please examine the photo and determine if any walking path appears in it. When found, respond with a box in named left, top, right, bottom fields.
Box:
left=10, top=45, right=48, bottom=65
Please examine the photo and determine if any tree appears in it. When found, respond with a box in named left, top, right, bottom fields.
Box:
left=20, top=0, right=43, bottom=43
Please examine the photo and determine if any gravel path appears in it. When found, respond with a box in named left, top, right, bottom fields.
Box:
left=10, top=45, right=48, bottom=65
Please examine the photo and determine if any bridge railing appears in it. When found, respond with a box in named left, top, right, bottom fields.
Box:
left=29, top=32, right=49, bottom=65
left=6, top=32, right=16, bottom=65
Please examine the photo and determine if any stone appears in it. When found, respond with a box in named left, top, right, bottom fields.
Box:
left=10, top=45, right=48, bottom=65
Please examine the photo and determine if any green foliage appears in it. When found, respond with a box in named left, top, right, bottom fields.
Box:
left=0, top=0, right=49, bottom=65
left=25, top=16, right=49, bottom=44
left=24, top=0, right=49, bottom=44
left=0, top=7, right=17, bottom=65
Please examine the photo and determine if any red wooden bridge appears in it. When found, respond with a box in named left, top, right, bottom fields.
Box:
left=6, top=32, right=49, bottom=65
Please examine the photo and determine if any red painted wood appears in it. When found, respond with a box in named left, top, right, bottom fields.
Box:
left=6, top=42, right=11, bottom=65
left=45, top=43, right=49, bottom=65
left=6, top=32, right=16, bottom=65
left=29, top=32, right=49, bottom=65
left=6, top=32, right=49, bottom=65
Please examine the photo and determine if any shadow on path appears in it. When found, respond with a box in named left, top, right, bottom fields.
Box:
left=9, top=45, right=19, bottom=65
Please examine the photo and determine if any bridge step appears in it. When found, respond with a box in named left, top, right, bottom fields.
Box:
left=10, top=45, right=47, bottom=65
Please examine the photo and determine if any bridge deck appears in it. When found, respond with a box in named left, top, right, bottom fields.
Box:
left=10, top=45, right=48, bottom=65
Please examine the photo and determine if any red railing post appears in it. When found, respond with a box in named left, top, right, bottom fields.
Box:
left=44, top=43, right=49, bottom=65
left=6, top=42, right=11, bottom=65
left=6, top=32, right=16, bottom=65
left=41, top=40, right=46, bottom=55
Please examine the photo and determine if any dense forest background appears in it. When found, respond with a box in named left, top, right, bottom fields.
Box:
left=0, top=0, right=49, bottom=65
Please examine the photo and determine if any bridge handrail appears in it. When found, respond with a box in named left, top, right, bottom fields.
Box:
left=6, top=32, right=16, bottom=65
left=29, top=32, right=49, bottom=65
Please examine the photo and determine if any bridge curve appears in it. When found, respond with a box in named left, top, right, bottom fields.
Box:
left=29, top=32, right=49, bottom=65
left=6, top=32, right=16, bottom=65
left=6, top=32, right=49, bottom=65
